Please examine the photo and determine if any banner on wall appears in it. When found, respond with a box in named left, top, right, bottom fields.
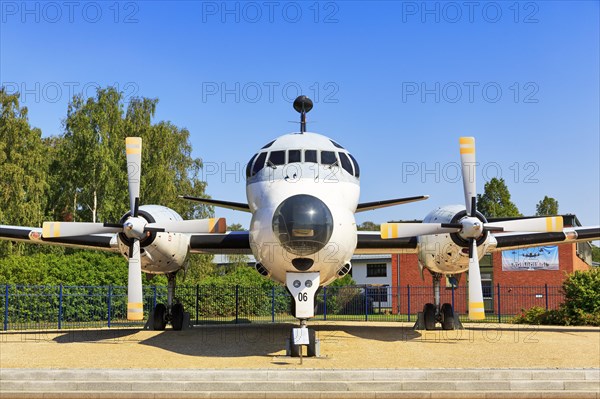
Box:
left=501, top=246, right=559, bottom=271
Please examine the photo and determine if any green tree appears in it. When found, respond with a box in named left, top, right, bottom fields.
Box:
left=535, top=196, right=559, bottom=216
left=53, top=87, right=212, bottom=223
left=476, top=178, right=522, bottom=217
left=0, top=88, right=49, bottom=226
left=0, top=89, right=49, bottom=255
left=228, top=223, right=245, bottom=231
left=357, top=221, right=380, bottom=231
left=592, top=245, right=600, bottom=263
left=55, top=87, right=126, bottom=223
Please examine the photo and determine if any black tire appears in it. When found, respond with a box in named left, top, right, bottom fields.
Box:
left=153, top=304, right=167, bottom=331
left=441, top=303, right=454, bottom=330
left=424, top=303, right=436, bottom=330
left=171, top=303, right=184, bottom=331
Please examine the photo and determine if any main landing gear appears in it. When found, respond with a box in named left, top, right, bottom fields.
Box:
left=148, top=272, right=189, bottom=331
left=286, top=272, right=321, bottom=357
left=414, top=272, right=463, bottom=331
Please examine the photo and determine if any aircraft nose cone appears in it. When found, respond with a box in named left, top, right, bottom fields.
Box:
left=272, top=194, right=334, bottom=256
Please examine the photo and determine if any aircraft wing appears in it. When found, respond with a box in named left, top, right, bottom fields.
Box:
left=355, top=225, right=599, bottom=255
left=0, top=225, right=119, bottom=252
left=490, top=226, right=600, bottom=251
left=189, top=231, right=253, bottom=254
left=179, top=196, right=251, bottom=212
left=189, top=230, right=418, bottom=255
left=356, top=195, right=429, bottom=212
left=355, top=231, right=418, bottom=254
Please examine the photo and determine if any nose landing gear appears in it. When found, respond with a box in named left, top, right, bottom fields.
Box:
left=285, top=272, right=321, bottom=357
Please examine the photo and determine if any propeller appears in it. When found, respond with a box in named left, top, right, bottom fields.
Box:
left=42, top=137, right=227, bottom=321
left=459, top=137, right=485, bottom=320
left=380, top=137, right=565, bottom=320
left=125, top=137, right=143, bottom=321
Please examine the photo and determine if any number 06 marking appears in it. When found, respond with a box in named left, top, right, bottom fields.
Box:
left=298, top=293, right=308, bottom=302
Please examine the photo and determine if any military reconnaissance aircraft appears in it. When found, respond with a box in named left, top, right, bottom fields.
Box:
left=2, top=96, right=598, bottom=354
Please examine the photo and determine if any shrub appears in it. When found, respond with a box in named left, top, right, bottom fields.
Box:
left=512, top=306, right=564, bottom=325
left=561, top=268, right=600, bottom=323
left=512, top=269, right=600, bottom=326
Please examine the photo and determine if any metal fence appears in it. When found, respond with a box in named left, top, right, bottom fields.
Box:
left=0, top=284, right=564, bottom=331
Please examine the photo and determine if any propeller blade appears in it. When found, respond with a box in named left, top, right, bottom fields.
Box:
left=145, top=218, right=227, bottom=234
left=126, top=137, right=142, bottom=217
left=485, top=216, right=564, bottom=233
left=459, top=137, right=477, bottom=216
left=467, top=238, right=485, bottom=320
left=127, top=239, right=144, bottom=321
left=381, top=222, right=461, bottom=239
left=42, top=222, right=122, bottom=238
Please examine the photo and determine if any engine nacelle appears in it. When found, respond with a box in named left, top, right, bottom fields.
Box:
left=418, top=205, right=496, bottom=275
left=116, top=205, right=191, bottom=275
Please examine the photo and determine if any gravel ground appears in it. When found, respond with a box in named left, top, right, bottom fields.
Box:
left=1, top=322, right=598, bottom=369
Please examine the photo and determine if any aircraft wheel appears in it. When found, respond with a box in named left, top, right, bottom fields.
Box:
left=441, top=303, right=454, bottom=330
left=171, top=303, right=184, bottom=331
left=153, top=304, right=167, bottom=331
left=423, top=303, right=436, bottom=330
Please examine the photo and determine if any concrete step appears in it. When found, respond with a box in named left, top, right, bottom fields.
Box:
left=1, top=369, right=598, bottom=399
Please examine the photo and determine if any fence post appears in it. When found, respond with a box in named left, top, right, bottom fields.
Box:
left=152, top=286, right=157, bottom=310
left=271, top=286, right=275, bottom=323
left=58, top=284, right=63, bottom=330
left=497, top=283, right=501, bottom=323
left=451, top=285, right=455, bottom=311
left=195, top=284, right=199, bottom=325
left=4, top=285, right=9, bottom=331
left=107, top=285, right=112, bottom=328
left=364, top=286, right=368, bottom=321
left=544, top=284, right=549, bottom=310
left=407, top=285, right=411, bottom=322
left=323, top=287, right=327, bottom=321
left=235, top=285, right=239, bottom=324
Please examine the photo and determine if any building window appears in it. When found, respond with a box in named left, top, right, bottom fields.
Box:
left=366, top=263, right=387, bottom=277
left=481, top=272, right=492, bottom=300
left=368, top=285, right=388, bottom=303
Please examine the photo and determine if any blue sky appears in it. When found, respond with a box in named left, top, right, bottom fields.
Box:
left=1, top=1, right=599, bottom=230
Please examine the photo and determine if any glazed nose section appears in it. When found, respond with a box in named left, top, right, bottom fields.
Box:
left=272, top=194, right=334, bottom=256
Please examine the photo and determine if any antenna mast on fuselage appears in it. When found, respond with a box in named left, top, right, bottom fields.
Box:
left=293, top=95, right=313, bottom=134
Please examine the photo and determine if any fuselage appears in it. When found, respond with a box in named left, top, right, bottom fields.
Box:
left=246, top=132, right=360, bottom=286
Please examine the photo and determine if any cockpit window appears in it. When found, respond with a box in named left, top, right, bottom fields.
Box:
left=246, top=153, right=258, bottom=178
left=348, top=153, right=360, bottom=177
left=321, top=151, right=337, bottom=166
left=252, top=152, right=267, bottom=176
left=305, top=150, right=317, bottom=163
left=261, top=140, right=275, bottom=149
left=330, top=140, right=344, bottom=149
left=268, top=150, right=285, bottom=166
left=339, top=152, right=354, bottom=176
left=288, top=150, right=301, bottom=163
